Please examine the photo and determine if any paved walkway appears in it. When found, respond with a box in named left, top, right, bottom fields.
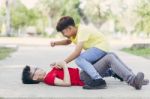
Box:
left=0, top=37, right=150, bottom=99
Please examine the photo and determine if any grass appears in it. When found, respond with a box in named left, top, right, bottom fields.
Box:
left=0, top=47, right=16, bottom=60
left=122, top=48, right=150, bottom=59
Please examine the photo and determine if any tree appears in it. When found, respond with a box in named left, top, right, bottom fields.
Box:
left=5, top=0, right=11, bottom=36
left=0, top=5, right=6, bottom=34
left=37, top=0, right=81, bottom=27
left=82, top=0, right=116, bottom=27
left=135, top=0, right=150, bottom=37
left=11, top=0, right=41, bottom=30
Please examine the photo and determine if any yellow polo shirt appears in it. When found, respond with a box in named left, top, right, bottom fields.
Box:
left=70, top=24, right=109, bottom=51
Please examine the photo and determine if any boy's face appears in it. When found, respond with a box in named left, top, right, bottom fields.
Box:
left=30, top=67, right=46, bottom=81
left=62, top=26, right=76, bottom=38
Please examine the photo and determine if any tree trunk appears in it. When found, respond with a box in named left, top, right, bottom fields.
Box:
left=5, top=0, right=11, bottom=37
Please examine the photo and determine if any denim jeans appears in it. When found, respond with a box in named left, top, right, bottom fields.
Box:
left=75, top=47, right=107, bottom=80
left=80, top=53, right=136, bottom=85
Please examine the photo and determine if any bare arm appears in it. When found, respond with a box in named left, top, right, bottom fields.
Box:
left=52, top=42, right=84, bottom=86
left=54, top=65, right=71, bottom=86
left=64, top=42, right=84, bottom=63
left=51, top=39, right=71, bottom=46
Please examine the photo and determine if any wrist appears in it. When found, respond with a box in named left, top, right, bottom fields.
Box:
left=54, top=42, right=56, bottom=46
left=64, top=60, right=68, bottom=64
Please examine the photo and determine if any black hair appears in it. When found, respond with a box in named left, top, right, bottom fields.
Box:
left=22, top=65, right=40, bottom=84
left=56, top=16, right=75, bottom=32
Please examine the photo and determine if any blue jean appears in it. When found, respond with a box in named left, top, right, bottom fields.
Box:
left=80, top=53, right=136, bottom=86
left=75, top=47, right=107, bottom=80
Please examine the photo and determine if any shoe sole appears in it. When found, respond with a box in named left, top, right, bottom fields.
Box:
left=83, top=84, right=107, bottom=90
left=142, top=79, right=149, bottom=85
left=134, top=72, right=144, bottom=90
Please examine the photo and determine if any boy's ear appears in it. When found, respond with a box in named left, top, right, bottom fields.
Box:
left=33, top=75, right=38, bottom=81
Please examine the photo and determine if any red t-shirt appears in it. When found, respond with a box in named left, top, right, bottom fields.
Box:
left=43, top=67, right=84, bottom=86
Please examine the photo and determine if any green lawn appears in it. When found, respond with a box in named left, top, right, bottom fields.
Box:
left=0, top=47, right=16, bottom=60
left=122, top=48, right=150, bottom=59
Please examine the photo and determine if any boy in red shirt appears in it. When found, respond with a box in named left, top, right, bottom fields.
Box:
left=22, top=53, right=149, bottom=89
left=22, top=64, right=84, bottom=86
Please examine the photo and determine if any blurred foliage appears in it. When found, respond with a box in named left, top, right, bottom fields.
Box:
left=83, top=0, right=107, bottom=25
left=10, top=0, right=41, bottom=29
left=0, top=47, right=16, bottom=60
left=83, top=0, right=114, bottom=26
left=37, top=0, right=81, bottom=26
left=115, top=18, right=126, bottom=33
left=0, top=0, right=150, bottom=37
left=135, top=0, right=150, bottom=37
left=122, top=47, right=150, bottom=59
left=0, top=0, right=81, bottom=36
left=0, top=0, right=48, bottom=36
left=0, top=5, right=6, bottom=33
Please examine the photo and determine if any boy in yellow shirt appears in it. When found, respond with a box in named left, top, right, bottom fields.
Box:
left=51, top=16, right=109, bottom=89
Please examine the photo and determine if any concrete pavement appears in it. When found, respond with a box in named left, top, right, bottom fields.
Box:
left=0, top=37, right=150, bottom=99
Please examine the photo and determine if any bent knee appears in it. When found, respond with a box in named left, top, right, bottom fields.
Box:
left=109, top=52, right=117, bottom=57
left=105, top=53, right=115, bottom=60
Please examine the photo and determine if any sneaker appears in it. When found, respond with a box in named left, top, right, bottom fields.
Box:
left=142, top=79, right=149, bottom=85
left=133, top=72, right=144, bottom=90
left=112, top=75, right=148, bottom=85
left=83, top=79, right=107, bottom=89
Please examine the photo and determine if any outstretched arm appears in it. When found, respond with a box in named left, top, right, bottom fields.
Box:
left=50, top=39, right=72, bottom=47
left=64, top=42, right=84, bottom=63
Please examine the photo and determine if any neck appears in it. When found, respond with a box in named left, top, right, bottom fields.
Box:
left=40, top=72, right=47, bottom=82
left=72, top=26, right=78, bottom=38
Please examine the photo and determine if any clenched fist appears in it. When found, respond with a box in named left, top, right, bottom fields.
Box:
left=50, top=42, right=55, bottom=47
left=50, top=60, right=67, bottom=68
